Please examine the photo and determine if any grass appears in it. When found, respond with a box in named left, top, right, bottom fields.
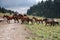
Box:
left=0, top=13, right=13, bottom=17
left=28, top=15, right=44, bottom=19
left=0, top=13, right=60, bottom=40
left=26, top=16, right=60, bottom=40
left=26, top=23, right=60, bottom=40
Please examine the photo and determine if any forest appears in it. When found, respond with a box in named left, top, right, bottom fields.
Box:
left=0, top=7, right=15, bottom=14
left=27, top=0, right=60, bottom=18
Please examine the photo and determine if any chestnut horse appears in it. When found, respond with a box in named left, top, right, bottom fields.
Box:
left=3, top=15, right=13, bottom=23
left=33, top=17, right=43, bottom=24
left=3, top=14, right=19, bottom=23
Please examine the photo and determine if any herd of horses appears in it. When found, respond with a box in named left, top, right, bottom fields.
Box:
left=2, top=14, right=60, bottom=26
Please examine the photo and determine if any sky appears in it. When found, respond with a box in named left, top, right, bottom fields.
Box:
left=0, top=0, right=46, bottom=14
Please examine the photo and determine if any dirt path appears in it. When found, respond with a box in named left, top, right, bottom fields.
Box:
left=0, top=20, right=32, bottom=40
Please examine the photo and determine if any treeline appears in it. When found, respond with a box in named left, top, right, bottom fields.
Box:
left=0, top=7, right=15, bottom=14
left=27, top=0, right=60, bottom=18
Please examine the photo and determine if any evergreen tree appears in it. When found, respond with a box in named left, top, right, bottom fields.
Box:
left=27, top=0, right=60, bottom=18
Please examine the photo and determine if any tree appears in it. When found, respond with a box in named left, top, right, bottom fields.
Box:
left=27, top=0, right=60, bottom=18
left=0, top=7, right=15, bottom=14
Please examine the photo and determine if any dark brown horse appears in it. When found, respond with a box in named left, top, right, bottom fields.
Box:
left=43, top=18, right=59, bottom=26
left=33, top=17, right=43, bottom=24
left=13, top=14, right=19, bottom=23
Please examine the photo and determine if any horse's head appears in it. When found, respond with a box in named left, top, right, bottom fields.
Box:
left=3, top=15, right=8, bottom=18
left=18, top=14, right=23, bottom=17
left=32, top=17, right=36, bottom=19
left=18, top=14, right=23, bottom=19
left=24, top=14, right=27, bottom=16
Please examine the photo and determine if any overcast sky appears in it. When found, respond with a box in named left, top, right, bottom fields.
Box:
left=0, top=0, right=46, bottom=14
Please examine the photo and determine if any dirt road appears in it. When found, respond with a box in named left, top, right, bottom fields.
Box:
left=0, top=20, right=31, bottom=40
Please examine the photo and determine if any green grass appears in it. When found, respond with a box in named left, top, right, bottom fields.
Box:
left=26, top=16, right=60, bottom=40
left=26, top=24, right=60, bottom=40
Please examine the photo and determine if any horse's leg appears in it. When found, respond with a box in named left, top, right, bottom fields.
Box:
left=7, top=20, right=10, bottom=24
left=52, top=24, right=54, bottom=26
left=57, top=22, right=59, bottom=25
left=45, top=22, right=47, bottom=26
left=39, top=21, right=40, bottom=23
left=36, top=21, right=37, bottom=24
left=37, top=21, right=39, bottom=24
left=17, top=20, right=19, bottom=23
left=7, top=20, right=8, bottom=23
left=52, top=22, right=55, bottom=26
left=31, top=20, right=33, bottom=24
left=49, top=22, right=51, bottom=26
left=14, top=19, right=16, bottom=23
left=9, top=20, right=10, bottom=24
left=17, top=19, right=19, bottom=23
left=41, top=21, right=43, bottom=24
left=26, top=20, right=29, bottom=24
left=21, top=20, right=24, bottom=24
left=7, top=20, right=9, bottom=23
left=34, top=20, right=36, bottom=24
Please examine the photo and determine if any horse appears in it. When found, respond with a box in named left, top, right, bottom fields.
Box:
left=18, top=14, right=33, bottom=24
left=54, top=21, right=59, bottom=25
left=20, top=15, right=29, bottom=24
left=28, top=18, right=33, bottom=24
left=3, top=14, right=19, bottom=23
left=13, top=13, right=19, bottom=23
left=43, top=18, right=59, bottom=26
left=53, top=19, right=59, bottom=25
left=3, top=15, right=13, bottom=23
left=17, top=14, right=23, bottom=19
left=23, top=14, right=33, bottom=24
left=32, top=17, right=43, bottom=24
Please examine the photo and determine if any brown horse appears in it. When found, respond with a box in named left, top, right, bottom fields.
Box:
left=3, top=15, right=13, bottom=23
left=3, top=14, right=19, bottom=23
left=20, top=15, right=29, bottom=24
left=28, top=18, right=33, bottom=24
left=43, top=18, right=59, bottom=26
left=17, top=14, right=23, bottom=19
left=23, top=14, right=33, bottom=24
left=33, top=17, right=43, bottom=24
left=18, top=14, right=33, bottom=24
left=13, top=14, right=19, bottom=23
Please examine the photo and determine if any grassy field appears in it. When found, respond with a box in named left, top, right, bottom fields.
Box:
left=0, top=13, right=60, bottom=40
left=0, top=13, right=13, bottom=17
left=26, top=16, right=60, bottom=40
